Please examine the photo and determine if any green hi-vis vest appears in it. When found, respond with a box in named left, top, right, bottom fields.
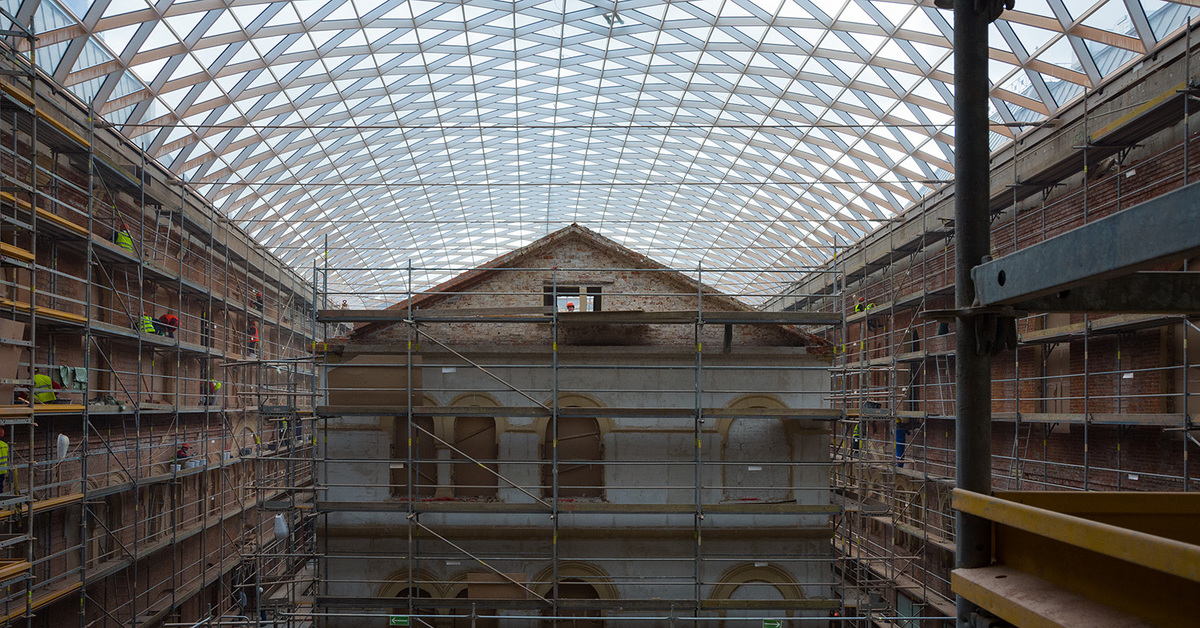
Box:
left=140, top=315, right=157, bottom=334
left=0, top=439, right=9, bottom=476
left=33, top=373, right=56, bottom=403
left=115, top=230, right=135, bottom=253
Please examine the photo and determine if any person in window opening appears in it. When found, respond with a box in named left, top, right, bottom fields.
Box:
left=111, top=221, right=135, bottom=254
left=155, top=313, right=179, bottom=339
left=248, top=322, right=259, bottom=356
left=0, top=427, right=10, bottom=495
left=565, top=301, right=575, bottom=312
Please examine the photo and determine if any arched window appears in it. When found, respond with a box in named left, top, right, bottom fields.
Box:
left=541, top=578, right=603, bottom=627
left=453, top=416, right=498, bottom=498
left=542, top=414, right=603, bottom=499
left=722, top=580, right=785, bottom=626
left=392, top=587, right=437, bottom=627
left=392, top=415, right=436, bottom=499
left=454, top=587, right=498, bottom=628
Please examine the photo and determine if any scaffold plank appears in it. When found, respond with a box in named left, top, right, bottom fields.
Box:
left=0, top=579, right=79, bottom=624
left=314, top=596, right=841, bottom=611
left=316, top=501, right=840, bottom=515
left=317, top=308, right=842, bottom=325
left=317, top=404, right=840, bottom=420
left=0, top=243, right=33, bottom=264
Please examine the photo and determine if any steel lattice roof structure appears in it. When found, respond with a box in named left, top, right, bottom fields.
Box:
left=2, top=0, right=1196, bottom=300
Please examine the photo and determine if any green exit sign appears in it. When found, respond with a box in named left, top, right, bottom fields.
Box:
left=388, top=617, right=409, bottom=627
left=762, top=620, right=782, bottom=628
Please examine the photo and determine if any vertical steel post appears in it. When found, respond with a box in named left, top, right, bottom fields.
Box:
left=951, top=0, right=995, bottom=626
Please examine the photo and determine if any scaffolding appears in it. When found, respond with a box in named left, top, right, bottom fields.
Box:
left=768, top=21, right=1200, bottom=627
left=0, top=22, right=322, bottom=627
left=308, top=240, right=879, bottom=627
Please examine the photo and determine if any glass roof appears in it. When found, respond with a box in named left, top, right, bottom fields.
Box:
left=3, top=0, right=1195, bottom=301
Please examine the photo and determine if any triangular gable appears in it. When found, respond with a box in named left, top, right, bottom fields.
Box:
left=344, top=223, right=825, bottom=347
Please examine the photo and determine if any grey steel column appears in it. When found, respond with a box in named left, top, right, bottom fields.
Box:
left=952, top=0, right=998, bottom=626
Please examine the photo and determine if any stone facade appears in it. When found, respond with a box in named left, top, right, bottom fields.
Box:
left=319, top=226, right=834, bottom=626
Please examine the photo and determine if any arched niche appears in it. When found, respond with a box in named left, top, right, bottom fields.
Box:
left=532, top=561, right=615, bottom=626
left=390, top=394, right=442, bottom=499
left=709, top=563, right=804, bottom=627
left=720, top=395, right=793, bottom=502
left=448, top=392, right=501, bottom=498
left=539, top=394, right=607, bottom=499
left=445, top=571, right=500, bottom=628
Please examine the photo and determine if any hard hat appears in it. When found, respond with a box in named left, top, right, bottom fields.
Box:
left=181, top=443, right=190, bottom=448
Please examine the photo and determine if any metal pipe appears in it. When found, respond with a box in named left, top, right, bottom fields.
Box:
left=951, top=0, right=998, bottom=626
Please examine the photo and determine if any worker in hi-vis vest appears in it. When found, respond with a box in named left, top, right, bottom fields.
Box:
left=0, top=426, right=11, bottom=494
left=205, top=380, right=222, bottom=405
left=140, top=313, right=158, bottom=335
left=112, top=222, right=135, bottom=254
left=33, top=370, right=57, bottom=404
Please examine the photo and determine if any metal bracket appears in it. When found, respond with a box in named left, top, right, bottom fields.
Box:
left=919, top=307, right=1021, bottom=356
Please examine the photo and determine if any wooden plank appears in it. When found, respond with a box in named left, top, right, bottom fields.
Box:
left=0, top=579, right=78, bottom=624
left=0, top=78, right=34, bottom=107
left=0, top=492, right=83, bottom=519
left=0, top=558, right=28, bottom=581
left=31, top=103, right=92, bottom=150
left=994, top=412, right=1185, bottom=426
left=1020, top=314, right=1179, bottom=344
left=702, top=311, right=842, bottom=325
left=34, top=207, right=89, bottom=237
left=0, top=243, right=33, bottom=264
left=34, top=306, right=87, bottom=325
left=557, top=310, right=693, bottom=324
left=32, top=404, right=86, bottom=414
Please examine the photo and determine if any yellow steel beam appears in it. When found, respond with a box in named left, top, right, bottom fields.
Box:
left=952, top=489, right=1200, bottom=583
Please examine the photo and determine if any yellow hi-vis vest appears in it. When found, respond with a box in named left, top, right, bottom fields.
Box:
left=33, top=373, right=56, bottom=403
left=140, top=315, right=157, bottom=334
left=0, top=439, right=9, bottom=479
left=115, top=230, right=135, bottom=253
